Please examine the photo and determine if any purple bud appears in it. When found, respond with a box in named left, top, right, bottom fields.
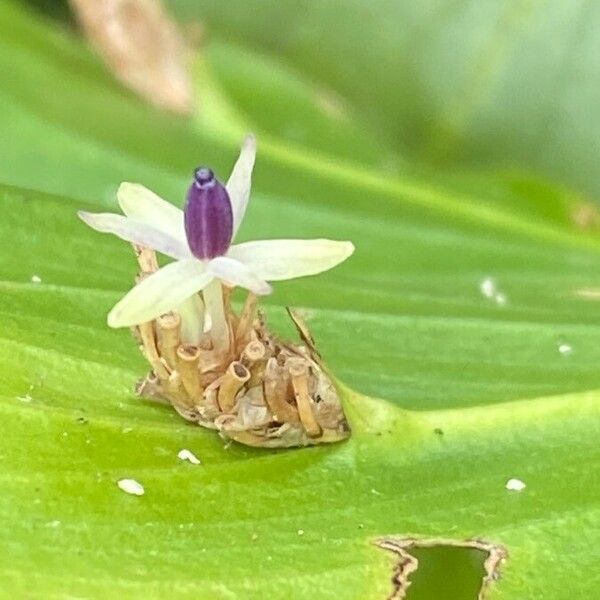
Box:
left=184, top=167, right=233, bottom=259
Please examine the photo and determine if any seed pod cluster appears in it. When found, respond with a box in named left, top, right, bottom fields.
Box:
left=133, top=248, right=351, bottom=448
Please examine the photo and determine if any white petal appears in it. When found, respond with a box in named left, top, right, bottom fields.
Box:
left=118, top=182, right=185, bottom=241
left=226, top=135, right=257, bottom=238
left=78, top=211, right=191, bottom=260
left=108, top=259, right=213, bottom=327
left=207, top=256, right=271, bottom=295
left=227, top=239, right=354, bottom=281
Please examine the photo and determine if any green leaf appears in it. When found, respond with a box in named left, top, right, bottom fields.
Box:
left=0, top=2, right=599, bottom=598
left=171, top=0, right=600, bottom=202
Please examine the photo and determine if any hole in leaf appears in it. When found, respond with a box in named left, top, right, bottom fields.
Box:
left=377, top=537, right=507, bottom=600
left=407, top=546, right=486, bottom=600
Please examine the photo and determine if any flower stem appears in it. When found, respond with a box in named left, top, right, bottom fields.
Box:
left=203, top=279, right=230, bottom=354
left=178, top=294, right=204, bottom=345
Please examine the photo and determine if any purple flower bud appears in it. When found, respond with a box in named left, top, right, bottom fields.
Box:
left=184, top=167, right=233, bottom=259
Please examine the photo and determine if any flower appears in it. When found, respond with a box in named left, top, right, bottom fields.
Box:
left=79, top=135, right=354, bottom=341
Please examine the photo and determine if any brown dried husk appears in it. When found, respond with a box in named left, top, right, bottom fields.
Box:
left=132, top=248, right=351, bottom=448
left=69, top=0, right=192, bottom=115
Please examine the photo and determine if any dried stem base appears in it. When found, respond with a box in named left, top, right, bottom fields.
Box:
left=132, top=248, right=351, bottom=448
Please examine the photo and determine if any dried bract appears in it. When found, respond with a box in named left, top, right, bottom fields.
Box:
left=134, top=247, right=350, bottom=448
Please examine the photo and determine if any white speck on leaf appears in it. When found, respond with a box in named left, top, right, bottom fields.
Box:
left=297, top=529, right=304, bottom=536
left=177, top=448, right=201, bottom=465
left=480, top=277, right=508, bottom=306
left=122, top=427, right=133, bottom=433
left=494, top=292, right=507, bottom=306
left=45, top=520, right=61, bottom=528
left=371, top=488, right=381, bottom=496
left=558, top=343, right=572, bottom=356
left=480, top=277, right=496, bottom=299
left=17, top=394, right=32, bottom=403
left=117, top=478, right=145, bottom=496
left=505, top=478, right=526, bottom=491
left=31, top=274, right=42, bottom=283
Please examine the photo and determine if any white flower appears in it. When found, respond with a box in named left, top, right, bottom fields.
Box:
left=79, top=135, right=354, bottom=340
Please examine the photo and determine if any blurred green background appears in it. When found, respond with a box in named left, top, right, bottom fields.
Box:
left=16, top=0, right=600, bottom=203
